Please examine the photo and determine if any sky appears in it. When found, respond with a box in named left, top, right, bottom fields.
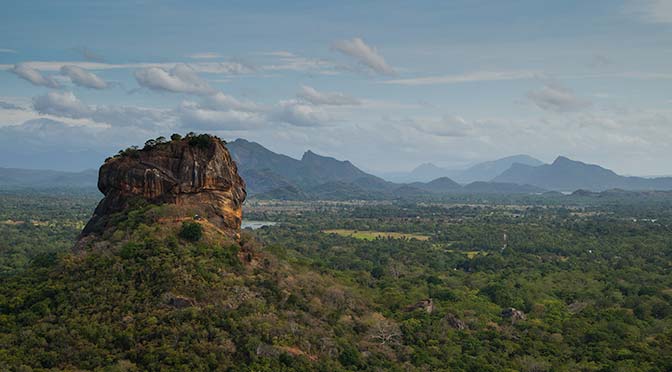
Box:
left=1, top=0, right=671, bottom=175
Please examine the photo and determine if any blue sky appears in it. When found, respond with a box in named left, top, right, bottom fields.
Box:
left=1, top=0, right=671, bottom=174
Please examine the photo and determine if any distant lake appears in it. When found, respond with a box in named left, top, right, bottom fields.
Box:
left=242, top=220, right=277, bottom=230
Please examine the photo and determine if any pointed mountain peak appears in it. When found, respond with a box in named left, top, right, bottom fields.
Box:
left=552, top=156, right=574, bottom=165
left=413, top=163, right=443, bottom=172
left=302, top=150, right=317, bottom=159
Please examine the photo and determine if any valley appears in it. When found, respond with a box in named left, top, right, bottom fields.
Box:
left=2, top=184, right=671, bottom=370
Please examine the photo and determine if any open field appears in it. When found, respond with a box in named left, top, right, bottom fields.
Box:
left=322, top=229, right=430, bottom=241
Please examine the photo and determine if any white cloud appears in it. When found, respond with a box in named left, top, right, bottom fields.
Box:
left=134, top=64, right=215, bottom=95
left=178, top=102, right=265, bottom=130
left=10, top=63, right=61, bottom=88
left=297, top=85, right=360, bottom=106
left=33, top=91, right=89, bottom=118
left=188, top=61, right=255, bottom=74
left=0, top=61, right=252, bottom=76
left=625, top=0, right=672, bottom=23
left=0, top=48, right=17, bottom=54
left=60, top=65, right=108, bottom=89
left=527, top=83, right=592, bottom=113
left=181, top=94, right=330, bottom=129
left=32, top=91, right=171, bottom=128
left=187, top=52, right=222, bottom=59
left=202, top=92, right=264, bottom=112
left=409, top=115, right=475, bottom=137
left=261, top=51, right=337, bottom=74
left=270, top=100, right=330, bottom=127
left=332, top=38, right=395, bottom=75
left=384, top=70, right=540, bottom=85
left=0, top=61, right=115, bottom=71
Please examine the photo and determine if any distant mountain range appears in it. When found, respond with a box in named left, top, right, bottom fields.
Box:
left=382, top=155, right=544, bottom=183
left=494, top=156, right=672, bottom=192
left=3, top=138, right=672, bottom=198
left=227, top=139, right=542, bottom=199
left=0, top=167, right=98, bottom=189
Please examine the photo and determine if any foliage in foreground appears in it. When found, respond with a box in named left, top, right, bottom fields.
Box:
left=1, top=193, right=672, bottom=371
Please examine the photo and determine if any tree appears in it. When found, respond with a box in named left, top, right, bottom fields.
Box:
left=368, top=317, right=402, bottom=345
left=179, top=221, right=203, bottom=242
left=144, top=139, right=157, bottom=149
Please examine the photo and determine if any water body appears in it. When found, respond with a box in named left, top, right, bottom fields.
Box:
left=242, top=220, right=277, bottom=230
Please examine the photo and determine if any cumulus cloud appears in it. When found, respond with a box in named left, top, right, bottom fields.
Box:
left=33, top=91, right=89, bottom=118
left=332, top=38, right=395, bottom=75
left=32, top=91, right=170, bottom=128
left=178, top=102, right=265, bottom=130
left=384, top=70, right=540, bottom=85
left=201, top=92, right=264, bottom=112
left=527, top=83, right=592, bottom=113
left=270, top=100, right=330, bottom=127
left=180, top=94, right=330, bottom=129
left=297, top=85, right=360, bottom=106
left=60, top=65, right=108, bottom=89
left=134, top=64, right=215, bottom=95
left=409, top=115, right=474, bottom=137
left=10, top=63, right=60, bottom=88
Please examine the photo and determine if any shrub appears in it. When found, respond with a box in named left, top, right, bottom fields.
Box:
left=170, top=133, right=182, bottom=141
left=188, top=134, right=212, bottom=149
left=179, top=221, right=203, bottom=242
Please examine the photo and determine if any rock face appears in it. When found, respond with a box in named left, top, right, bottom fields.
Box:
left=501, top=307, right=527, bottom=323
left=405, top=298, right=434, bottom=314
left=81, top=135, right=246, bottom=238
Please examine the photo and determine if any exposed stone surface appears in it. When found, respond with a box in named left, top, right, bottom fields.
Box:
left=80, top=135, right=246, bottom=239
left=405, top=298, right=434, bottom=313
left=164, top=293, right=197, bottom=308
left=443, top=313, right=467, bottom=330
left=501, top=307, right=527, bottom=323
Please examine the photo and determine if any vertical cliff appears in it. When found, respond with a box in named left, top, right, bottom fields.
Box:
left=81, top=134, right=246, bottom=239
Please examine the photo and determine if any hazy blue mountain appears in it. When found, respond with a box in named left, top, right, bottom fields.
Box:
left=407, top=163, right=449, bottom=183
left=409, top=177, right=462, bottom=193
left=455, top=154, right=544, bottom=183
left=227, top=138, right=393, bottom=195
left=380, top=155, right=544, bottom=183
left=0, top=167, right=98, bottom=189
left=11, top=138, right=664, bottom=198
left=494, top=156, right=672, bottom=191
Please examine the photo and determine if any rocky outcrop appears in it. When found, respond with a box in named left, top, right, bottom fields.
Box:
left=501, top=307, right=527, bottom=323
left=443, top=313, right=467, bottom=330
left=81, top=134, right=246, bottom=239
left=405, top=298, right=434, bottom=314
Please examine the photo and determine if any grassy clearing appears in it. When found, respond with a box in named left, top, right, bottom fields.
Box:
left=433, top=244, right=483, bottom=259
left=323, top=229, right=430, bottom=241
